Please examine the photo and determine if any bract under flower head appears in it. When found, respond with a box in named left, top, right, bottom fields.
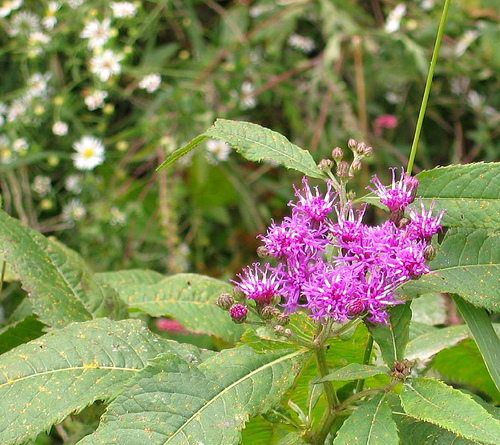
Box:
left=289, top=177, right=336, bottom=222
left=232, top=262, right=282, bottom=304
left=368, top=167, right=418, bottom=213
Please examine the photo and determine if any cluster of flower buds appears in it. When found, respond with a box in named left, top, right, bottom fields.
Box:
left=218, top=141, right=444, bottom=327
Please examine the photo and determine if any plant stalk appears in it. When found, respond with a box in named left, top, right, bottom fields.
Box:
left=407, top=0, right=451, bottom=175
left=355, top=334, right=373, bottom=393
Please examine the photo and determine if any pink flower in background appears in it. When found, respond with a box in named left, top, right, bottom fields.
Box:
left=373, top=114, right=398, bottom=135
left=156, top=318, right=190, bottom=334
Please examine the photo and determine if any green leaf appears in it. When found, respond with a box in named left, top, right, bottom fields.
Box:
left=401, top=228, right=500, bottom=312
left=79, top=346, right=309, bottom=444
left=453, top=295, right=500, bottom=394
left=105, top=273, right=244, bottom=343
left=205, top=119, right=325, bottom=178
left=0, top=319, right=187, bottom=444
left=416, top=163, right=500, bottom=230
left=317, top=364, right=389, bottom=383
left=432, top=338, right=500, bottom=404
left=333, top=393, right=399, bottom=444
left=0, top=210, right=127, bottom=328
left=96, top=269, right=165, bottom=292
left=156, top=134, right=207, bottom=171
left=401, top=377, right=500, bottom=444
left=368, top=302, right=412, bottom=366
left=410, top=293, right=447, bottom=326
left=0, top=315, right=45, bottom=354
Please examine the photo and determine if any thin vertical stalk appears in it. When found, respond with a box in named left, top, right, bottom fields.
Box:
left=407, top=0, right=451, bottom=175
left=355, top=334, right=373, bottom=393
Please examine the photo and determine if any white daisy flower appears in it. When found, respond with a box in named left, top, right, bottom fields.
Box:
left=0, top=0, right=23, bottom=18
left=27, top=72, right=51, bottom=98
left=84, top=89, right=108, bottom=110
left=67, top=0, right=83, bottom=9
left=7, top=97, right=29, bottom=123
left=240, top=81, right=257, bottom=110
left=80, top=18, right=111, bottom=49
left=72, top=135, right=105, bottom=170
left=32, top=175, right=52, bottom=196
left=385, top=4, right=406, bottom=33
left=110, top=2, right=137, bottom=19
left=455, top=29, right=480, bottom=57
left=12, top=138, right=28, bottom=152
left=62, top=198, right=86, bottom=222
left=138, top=73, right=161, bottom=93
left=65, top=174, right=83, bottom=194
left=90, top=50, right=123, bottom=82
left=52, top=121, right=69, bottom=136
left=288, top=34, right=315, bottom=53
left=9, top=10, right=41, bottom=36
left=42, top=2, right=61, bottom=30
left=206, top=139, right=231, bottom=164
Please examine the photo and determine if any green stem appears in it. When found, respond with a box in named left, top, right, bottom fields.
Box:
left=406, top=0, right=451, bottom=175
left=0, top=261, right=6, bottom=300
left=355, top=334, right=373, bottom=393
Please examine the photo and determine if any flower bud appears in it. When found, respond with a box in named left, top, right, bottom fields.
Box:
left=283, top=328, right=292, bottom=338
left=332, top=147, right=343, bottom=162
left=276, top=313, right=290, bottom=326
left=216, top=293, right=234, bottom=310
left=259, top=305, right=276, bottom=320
left=336, top=161, right=351, bottom=179
left=257, top=246, right=269, bottom=258
left=347, top=138, right=358, bottom=150
left=351, top=159, right=362, bottom=172
left=229, top=304, right=248, bottom=323
left=347, top=299, right=365, bottom=315
left=274, top=325, right=285, bottom=336
left=423, top=244, right=436, bottom=261
left=233, top=288, right=245, bottom=302
left=389, top=208, right=405, bottom=226
left=318, top=159, right=333, bottom=171
left=363, top=146, right=374, bottom=157
left=398, top=217, right=410, bottom=229
left=356, top=141, right=366, bottom=155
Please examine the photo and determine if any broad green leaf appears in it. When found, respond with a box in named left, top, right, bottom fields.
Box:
left=205, top=119, right=325, bottom=179
left=401, top=377, right=500, bottom=444
left=368, top=302, right=412, bottom=366
left=108, top=273, right=244, bottom=343
left=79, top=346, right=309, bottom=444
left=317, top=364, right=389, bottom=383
left=96, top=269, right=165, bottom=293
left=277, top=432, right=309, bottom=444
left=416, top=163, right=500, bottom=230
left=432, top=338, right=500, bottom=404
left=410, top=293, right=447, bottom=325
left=406, top=325, right=469, bottom=360
left=156, top=134, right=207, bottom=171
left=0, top=319, right=190, bottom=444
left=333, top=393, right=399, bottom=444
left=241, top=415, right=295, bottom=445
left=0, top=210, right=127, bottom=328
left=453, top=295, right=500, bottom=394
left=0, top=315, right=45, bottom=354
left=401, top=228, right=500, bottom=312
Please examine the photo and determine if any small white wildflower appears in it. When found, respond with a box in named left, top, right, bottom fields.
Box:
left=110, top=207, right=126, bottom=226
left=27, top=72, right=51, bottom=98
left=90, top=49, right=123, bottom=82
left=62, top=198, right=86, bottom=222
left=385, top=4, right=406, bottom=33
left=52, top=120, right=69, bottom=136
left=65, top=174, right=83, bottom=194
left=67, top=0, right=83, bottom=8
left=110, top=2, right=137, bottom=19
left=84, top=90, right=108, bottom=111
left=0, top=0, right=23, bottom=18
left=420, top=0, right=434, bottom=10
left=28, top=31, right=51, bottom=56
left=9, top=10, right=41, bottom=36
left=12, top=138, right=28, bottom=152
left=138, top=73, right=161, bottom=93
left=42, top=2, right=60, bottom=30
left=240, top=81, right=257, bottom=110
left=7, top=97, right=29, bottom=122
left=0, top=134, right=12, bottom=164
left=467, top=90, right=483, bottom=110
left=206, top=139, right=231, bottom=164
left=455, top=29, right=480, bottom=57
left=32, top=175, right=51, bottom=196
left=72, top=135, right=105, bottom=170
left=80, top=18, right=111, bottom=49
left=385, top=91, right=402, bottom=104
left=288, top=34, right=315, bottom=53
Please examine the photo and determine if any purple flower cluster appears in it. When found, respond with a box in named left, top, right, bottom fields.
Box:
left=232, top=169, right=444, bottom=325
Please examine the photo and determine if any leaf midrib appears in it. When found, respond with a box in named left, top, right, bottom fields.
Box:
left=164, top=348, right=307, bottom=444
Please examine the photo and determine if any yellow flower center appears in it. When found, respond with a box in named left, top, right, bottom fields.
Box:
left=82, top=147, right=94, bottom=158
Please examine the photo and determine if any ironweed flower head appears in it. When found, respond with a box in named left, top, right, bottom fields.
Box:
left=368, top=167, right=418, bottom=213
left=230, top=168, right=444, bottom=326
